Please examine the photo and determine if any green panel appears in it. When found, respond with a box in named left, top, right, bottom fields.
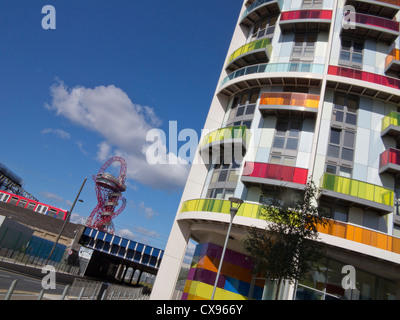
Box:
left=201, top=125, right=248, bottom=147
left=227, top=38, right=272, bottom=65
left=320, top=173, right=394, bottom=206
left=381, top=111, right=400, bottom=133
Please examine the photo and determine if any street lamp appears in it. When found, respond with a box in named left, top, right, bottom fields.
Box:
left=211, top=197, right=243, bottom=300
left=46, top=177, right=87, bottom=264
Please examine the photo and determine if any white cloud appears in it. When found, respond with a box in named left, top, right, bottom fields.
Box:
left=75, top=141, right=89, bottom=155
left=41, top=128, right=71, bottom=140
left=39, top=190, right=73, bottom=208
left=97, top=141, right=111, bottom=161
left=116, top=226, right=160, bottom=245
left=45, top=81, right=190, bottom=191
left=139, top=201, right=158, bottom=219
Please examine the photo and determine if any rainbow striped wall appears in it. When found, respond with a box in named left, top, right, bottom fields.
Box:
left=182, top=242, right=265, bottom=300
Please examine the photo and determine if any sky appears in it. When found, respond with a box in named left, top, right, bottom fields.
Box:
left=0, top=0, right=243, bottom=255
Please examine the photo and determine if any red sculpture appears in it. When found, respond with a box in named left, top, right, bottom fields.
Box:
left=86, top=156, right=127, bottom=234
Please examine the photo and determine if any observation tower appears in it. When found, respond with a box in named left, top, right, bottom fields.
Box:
left=86, top=156, right=127, bottom=234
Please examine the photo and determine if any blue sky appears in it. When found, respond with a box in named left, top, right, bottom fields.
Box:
left=0, top=0, right=242, bottom=251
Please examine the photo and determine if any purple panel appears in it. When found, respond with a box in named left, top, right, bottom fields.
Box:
left=187, top=268, right=195, bottom=280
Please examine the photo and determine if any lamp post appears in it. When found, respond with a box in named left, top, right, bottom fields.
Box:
left=46, top=177, right=87, bottom=265
left=211, top=197, right=243, bottom=300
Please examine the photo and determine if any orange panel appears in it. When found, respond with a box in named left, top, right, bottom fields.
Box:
left=377, top=233, right=388, bottom=250
left=336, top=223, right=346, bottom=239
left=370, top=231, right=378, bottom=247
left=392, top=237, right=400, bottom=254
left=362, top=229, right=372, bottom=246
left=354, top=227, right=363, bottom=243
left=203, top=255, right=218, bottom=273
left=345, top=225, right=355, bottom=241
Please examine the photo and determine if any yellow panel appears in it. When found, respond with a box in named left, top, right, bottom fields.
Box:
left=183, top=280, right=192, bottom=293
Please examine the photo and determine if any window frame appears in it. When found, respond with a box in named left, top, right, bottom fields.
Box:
left=270, top=119, right=303, bottom=161
left=325, top=93, right=358, bottom=178
left=290, top=34, right=317, bottom=62
left=339, top=37, right=364, bottom=69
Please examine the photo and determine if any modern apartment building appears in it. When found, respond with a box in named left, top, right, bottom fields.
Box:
left=151, top=0, right=400, bottom=300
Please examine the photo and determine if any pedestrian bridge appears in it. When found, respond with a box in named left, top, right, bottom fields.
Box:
left=78, top=227, right=164, bottom=283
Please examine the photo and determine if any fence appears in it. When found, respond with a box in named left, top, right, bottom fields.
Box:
left=0, top=225, right=81, bottom=275
left=2, top=277, right=150, bottom=300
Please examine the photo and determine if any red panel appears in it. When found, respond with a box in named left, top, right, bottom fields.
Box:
left=243, top=162, right=308, bottom=185
left=293, top=168, right=308, bottom=184
left=280, top=10, right=332, bottom=21
left=328, top=66, right=400, bottom=90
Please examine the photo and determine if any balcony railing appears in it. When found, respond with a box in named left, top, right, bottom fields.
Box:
left=328, top=66, right=400, bottom=90
left=385, top=48, right=400, bottom=75
left=354, top=12, right=399, bottom=31
left=200, top=126, right=249, bottom=148
left=317, top=219, right=400, bottom=254
left=220, top=62, right=324, bottom=88
left=280, top=9, right=333, bottom=21
left=226, top=38, right=272, bottom=70
left=259, top=92, right=319, bottom=115
left=180, top=198, right=400, bottom=255
left=280, top=9, right=332, bottom=31
left=240, top=0, right=283, bottom=26
left=379, top=148, right=400, bottom=174
left=368, top=0, right=400, bottom=6
left=381, top=111, right=400, bottom=136
left=180, top=198, right=262, bottom=219
left=242, top=161, right=308, bottom=185
left=341, top=11, right=399, bottom=44
left=320, top=173, right=394, bottom=211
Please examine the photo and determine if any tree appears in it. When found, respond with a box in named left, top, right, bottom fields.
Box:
left=242, top=179, right=330, bottom=300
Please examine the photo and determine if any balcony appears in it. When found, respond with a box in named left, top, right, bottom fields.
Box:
left=279, top=10, right=333, bottom=32
left=219, top=62, right=324, bottom=97
left=327, top=66, right=400, bottom=105
left=258, top=92, right=320, bottom=116
left=379, top=148, right=400, bottom=174
left=240, top=0, right=282, bottom=27
left=340, top=12, right=399, bottom=44
left=179, top=198, right=400, bottom=255
left=226, top=38, right=272, bottom=71
left=319, top=173, right=394, bottom=214
left=345, top=0, right=400, bottom=20
left=317, top=219, right=400, bottom=254
left=241, top=161, right=308, bottom=189
left=385, top=48, right=400, bottom=76
left=381, top=111, right=400, bottom=137
left=180, top=198, right=263, bottom=220
left=199, top=126, right=249, bottom=164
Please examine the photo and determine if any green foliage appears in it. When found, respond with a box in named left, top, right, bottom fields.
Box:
left=242, top=179, right=330, bottom=299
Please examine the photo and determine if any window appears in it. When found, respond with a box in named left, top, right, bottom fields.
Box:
left=206, top=159, right=240, bottom=200
left=327, top=129, right=355, bottom=162
left=291, top=34, right=317, bottom=61
left=326, top=94, right=358, bottom=177
left=249, top=15, right=278, bottom=41
left=339, top=38, right=364, bottom=69
left=26, top=202, right=36, bottom=211
left=0, top=193, right=10, bottom=203
left=272, top=120, right=302, bottom=151
left=17, top=199, right=27, bottom=208
left=226, top=90, right=259, bottom=128
left=48, top=208, right=57, bottom=217
left=207, top=188, right=235, bottom=200
left=9, top=197, right=19, bottom=205
left=302, top=0, right=323, bottom=8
